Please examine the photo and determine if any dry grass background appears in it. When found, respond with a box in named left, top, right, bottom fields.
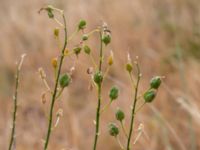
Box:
left=0, top=0, right=200, bottom=149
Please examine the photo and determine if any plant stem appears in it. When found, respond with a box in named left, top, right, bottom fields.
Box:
left=116, top=136, right=125, bottom=150
left=43, top=13, right=67, bottom=150
left=120, top=121, right=128, bottom=139
left=93, top=31, right=103, bottom=150
left=126, top=63, right=141, bottom=150
left=8, top=54, right=26, bottom=150
left=100, top=100, right=111, bottom=114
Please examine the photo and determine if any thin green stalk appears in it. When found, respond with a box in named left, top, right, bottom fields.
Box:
left=100, top=100, right=112, bottom=114
left=43, top=13, right=67, bottom=150
left=93, top=31, right=103, bottom=150
left=126, top=63, right=141, bottom=150
left=8, top=54, right=26, bottom=150
left=120, top=121, right=128, bottom=139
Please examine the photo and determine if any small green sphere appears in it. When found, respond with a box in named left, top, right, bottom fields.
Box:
left=109, top=86, right=119, bottom=101
left=82, top=34, right=88, bottom=41
left=78, top=19, right=87, bottom=30
left=83, top=45, right=91, bottom=54
left=150, top=76, right=162, bottom=89
left=93, top=71, right=103, bottom=85
left=115, top=108, right=125, bottom=122
left=108, top=123, right=119, bottom=137
left=59, top=74, right=71, bottom=88
left=143, top=89, right=156, bottom=103
left=102, top=34, right=111, bottom=45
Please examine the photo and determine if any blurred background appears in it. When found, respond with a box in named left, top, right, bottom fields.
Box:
left=0, top=0, right=200, bottom=149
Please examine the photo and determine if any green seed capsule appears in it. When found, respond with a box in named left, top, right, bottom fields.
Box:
left=82, top=34, right=88, bottom=41
left=73, top=47, right=82, bottom=56
left=59, top=74, right=71, bottom=88
left=93, top=71, right=103, bottom=85
left=83, top=45, right=91, bottom=54
left=126, top=63, right=133, bottom=73
left=115, top=108, right=125, bottom=122
left=78, top=19, right=87, bottom=30
left=143, top=89, right=156, bottom=103
left=109, top=86, right=119, bottom=101
left=108, top=123, right=119, bottom=137
left=150, top=76, right=162, bottom=89
left=102, top=34, right=111, bottom=45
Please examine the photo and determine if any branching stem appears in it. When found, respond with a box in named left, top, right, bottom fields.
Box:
left=126, top=63, right=141, bottom=150
left=43, top=13, right=67, bottom=150
left=93, top=31, right=103, bottom=150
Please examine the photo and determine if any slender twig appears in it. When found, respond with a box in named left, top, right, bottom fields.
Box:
left=43, top=12, right=67, bottom=150
left=126, top=63, right=141, bottom=150
left=135, top=102, right=146, bottom=114
left=100, top=100, right=112, bottom=114
left=120, top=121, right=128, bottom=139
left=93, top=31, right=103, bottom=150
left=89, top=53, right=98, bottom=69
left=8, top=54, right=26, bottom=150
left=116, top=136, right=125, bottom=150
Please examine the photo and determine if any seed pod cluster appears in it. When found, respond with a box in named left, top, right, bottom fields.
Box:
left=143, top=76, right=162, bottom=103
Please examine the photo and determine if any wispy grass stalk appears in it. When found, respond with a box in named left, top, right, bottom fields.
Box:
left=8, top=54, right=26, bottom=150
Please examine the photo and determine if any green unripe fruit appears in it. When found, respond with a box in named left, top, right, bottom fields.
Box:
left=82, top=34, right=88, bottom=41
left=109, top=86, right=119, bottom=101
left=78, top=19, right=86, bottom=30
left=83, top=45, right=91, bottom=54
left=115, top=108, right=125, bottom=122
left=126, top=63, right=133, bottom=72
left=73, top=47, right=82, bottom=55
left=102, top=34, right=111, bottom=45
left=143, top=89, right=156, bottom=103
left=150, top=76, right=162, bottom=89
left=108, top=123, right=119, bottom=137
left=59, top=74, right=71, bottom=88
left=93, top=71, right=103, bottom=85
